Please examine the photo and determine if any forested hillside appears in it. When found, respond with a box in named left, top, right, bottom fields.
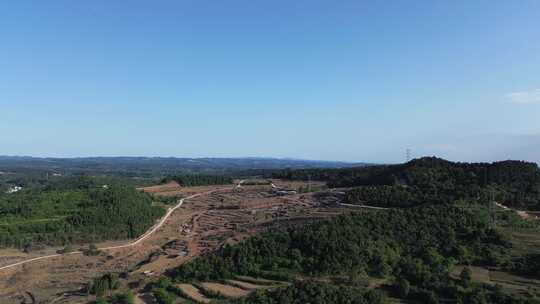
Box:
left=0, top=178, right=164, bottom=248
left=169, top=204, right=507, bottom=281
left=270, top=157, right=540, bottom=210
left=225, top=281, right=386, bottom=304
left=154, top=203, right=540, bottom=303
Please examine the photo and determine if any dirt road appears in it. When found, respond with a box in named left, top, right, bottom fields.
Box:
left=0, top=189, right=216, bottom=272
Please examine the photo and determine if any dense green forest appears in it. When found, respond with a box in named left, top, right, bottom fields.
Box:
left=162, top=174, right=233, bottom=187
left=0, top=177, right=164, bottom=248
left=224, top=281, right=386, bottom=304
left=270, top=157, right=540, bottom=210
left=155, top=203, right=540, bottom=303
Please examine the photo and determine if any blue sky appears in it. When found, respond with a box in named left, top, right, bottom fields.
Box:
left=1, top=1, right=539, bottom=163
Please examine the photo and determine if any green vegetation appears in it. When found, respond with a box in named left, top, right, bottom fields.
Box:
left=89, top=273, right=120, bottom=297
left=0, top=177, right=164, bottom=248
left=151, top=194, right=183, bottom=205
left=88, top=274, right=136, bottom=304
left=92, top=292, right=135, bottom=304
left=109, top=292, right=135, bottom=304
left=146, top=157, right=540, bottom=303
left=168, top=204, right=508, bottom=282
left=226, top=281, right=386, bottom=304
left=509, top=253, right=540, bottom=278
left=272, top=157, right=540, bottom=210
left=345, top=185, right=424, bottom=207
left=162, top=174, right=233, bottom=187
left=158, top=203, right=540, bottom=302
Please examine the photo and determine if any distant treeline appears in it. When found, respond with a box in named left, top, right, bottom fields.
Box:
left=161, top=174, right=233, bottom=187
left=0, top=177, right=164, bottom=248
left=268, top=157, right=540, bottom=210
left=0, top=156, right=356, bottom=179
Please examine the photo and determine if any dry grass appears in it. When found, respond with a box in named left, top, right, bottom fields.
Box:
left=0, top=180, right=348, bottom=304
left=177, top=284, right=211, bottom=303
left=137, top=181, right=181, bottom=194
left=451, top=266, right=491, bottom=283
left=451, top=265, right=540, bottom=296
left=234, top=275, right=286, bottom=285
left=200, top=282, right=250, bottom=298
left=490, top=270, right=540, bottom=293
left=227, top=279, right=273, bottom=290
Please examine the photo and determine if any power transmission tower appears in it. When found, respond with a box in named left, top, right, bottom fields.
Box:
left=406, top=149, right=412, bottom=162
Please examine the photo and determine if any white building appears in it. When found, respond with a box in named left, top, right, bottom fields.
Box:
left=6, top=186, right=23, bottom=194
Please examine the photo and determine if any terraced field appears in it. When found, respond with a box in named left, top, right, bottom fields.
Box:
left=0, top=180, right=349, bottom=303
left=176, top=276, right=287, bottom=303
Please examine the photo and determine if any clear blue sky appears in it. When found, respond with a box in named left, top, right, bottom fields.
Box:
left=1, top=1, right=539, bottom=163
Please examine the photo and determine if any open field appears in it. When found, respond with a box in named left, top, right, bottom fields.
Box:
left=451, top=265, right=540, bottom=296
left=176, top=284, right=211, bottom=303
left=199, top=282, right=250, bottom=298
left=227, top=279, right=274, bottom=290
left=0, top=180, right=350, bottom=303
left=136, top=180, right=182, bottom=194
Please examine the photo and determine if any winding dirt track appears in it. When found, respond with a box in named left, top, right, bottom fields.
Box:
left=0, top=189, right=217, bottom=272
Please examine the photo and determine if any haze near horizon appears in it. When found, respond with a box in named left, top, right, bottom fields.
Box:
left=1, top=1, right=539, bottom=163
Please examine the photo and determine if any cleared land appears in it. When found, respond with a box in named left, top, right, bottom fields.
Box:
left=136, top=180, right=182, bottom=194
left=227, top=279, right=274, bottom=290
left=200, top=282, right=250, bottom=298
left=177, top=284, right=211, bottom=303
left=0, top=180, right=346, bottom=304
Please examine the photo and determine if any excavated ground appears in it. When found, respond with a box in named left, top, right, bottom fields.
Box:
left=0, top=180, right=349, bottom=304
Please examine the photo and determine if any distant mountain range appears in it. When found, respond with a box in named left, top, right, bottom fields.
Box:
left=0, top=156, right=366, bottom=177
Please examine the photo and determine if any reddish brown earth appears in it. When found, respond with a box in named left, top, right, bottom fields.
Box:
left=137, top=180, right=182, bottom=193
left=200, top=282, right=250, bottom=298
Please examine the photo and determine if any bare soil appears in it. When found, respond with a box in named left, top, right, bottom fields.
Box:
left=177, top=284, right=211, bottom=303
left=227, top=279, right=273, bottom=290
left=137, top=181, right=181, bottom=193
left=200, top=282, right=250, bottom=298
left=0, top=181, right=350, bottom=304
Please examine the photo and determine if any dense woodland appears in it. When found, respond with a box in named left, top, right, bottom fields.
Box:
left=0, top=177, right=164, bottom=248
left=161, top=174, right=233, bottom=186
left=271, top=157, right=540, bottom=210
left=225, top=282, right=386, bottom=304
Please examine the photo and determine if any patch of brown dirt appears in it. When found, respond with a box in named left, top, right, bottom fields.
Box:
left=137, top=181, right=181, bottom=194
left=227, top=279, right=273, bottom=290
left=177, top=284, right=211, bottom=303
left=200, top=282, right=250, bottom=298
